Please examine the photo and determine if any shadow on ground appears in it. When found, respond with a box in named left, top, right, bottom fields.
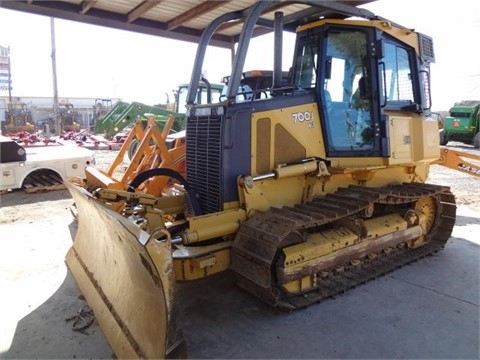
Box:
left=1, top=273, right=113, bottom=359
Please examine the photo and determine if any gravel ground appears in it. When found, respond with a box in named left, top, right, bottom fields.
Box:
left=429, top=164, right=480, bottom=212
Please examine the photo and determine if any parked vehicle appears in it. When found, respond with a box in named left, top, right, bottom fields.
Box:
left=1, top=100, right=35, bottom=134
left=440, top=100, right=480, bottom=148
left=0, top=135, right=94, bottom=193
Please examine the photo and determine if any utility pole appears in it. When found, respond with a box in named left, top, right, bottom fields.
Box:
left=50, top=17, right=61, bottom=134
left=7, top=46, right=12, bottom=102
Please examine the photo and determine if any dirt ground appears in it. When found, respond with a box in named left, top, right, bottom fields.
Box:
left=0, top=143, right=479, bottom=359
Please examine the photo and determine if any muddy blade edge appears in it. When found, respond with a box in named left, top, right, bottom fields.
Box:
left=65, top=181, right=179, bottom=359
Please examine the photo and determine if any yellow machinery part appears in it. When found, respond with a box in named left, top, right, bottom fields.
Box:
left=173, top=244, right=231, bottom=281
left=65, top=181, right=185, bottom=359
left=280, top=213, right=423, bottom=294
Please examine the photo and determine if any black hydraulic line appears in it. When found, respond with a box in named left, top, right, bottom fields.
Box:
left=127, top=168, right=202, bottom=216
left=200, top=77, right=212, bottom=104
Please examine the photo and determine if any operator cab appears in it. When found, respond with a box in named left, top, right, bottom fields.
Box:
left=291, top=21, right=434, bottom=158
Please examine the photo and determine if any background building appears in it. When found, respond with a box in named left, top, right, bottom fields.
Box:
left=0, top=46, right=12, bottom=96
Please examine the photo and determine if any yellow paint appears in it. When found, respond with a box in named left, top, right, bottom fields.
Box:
left=173, top=249, right=230, bottom=281
left=183, top=209, right=246, bottom=244
left=251, top=103, right=325, bottom=175
left=363, top=213, right=408, bottom=238
left=282, top=227, right=358, bottom=267
left=282, top=214, right=408, bottom=269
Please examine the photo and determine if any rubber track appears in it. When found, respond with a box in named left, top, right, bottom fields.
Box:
left=230, top=183, right=457, bottom=309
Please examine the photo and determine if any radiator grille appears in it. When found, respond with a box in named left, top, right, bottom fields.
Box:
left=186, top=114, right=223, bottom=214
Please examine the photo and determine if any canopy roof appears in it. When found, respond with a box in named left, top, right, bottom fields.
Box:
left=1, top=0, right=375, bottom=49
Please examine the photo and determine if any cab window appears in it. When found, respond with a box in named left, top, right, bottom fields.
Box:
left=323, top=29, right=375, bottom=151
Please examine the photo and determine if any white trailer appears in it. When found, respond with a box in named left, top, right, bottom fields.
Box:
left=1, top=135, right=94, bottom=193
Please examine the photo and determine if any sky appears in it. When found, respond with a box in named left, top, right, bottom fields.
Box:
left=0, top=0, right=479, bottom=110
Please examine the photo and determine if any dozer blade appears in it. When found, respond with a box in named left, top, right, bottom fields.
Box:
left=65, top=181, right=184, bottom=359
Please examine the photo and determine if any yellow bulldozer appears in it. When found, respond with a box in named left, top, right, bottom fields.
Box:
left=2, top=100, right=35, bottom=134
left=65, top=1, right=480, bottom=358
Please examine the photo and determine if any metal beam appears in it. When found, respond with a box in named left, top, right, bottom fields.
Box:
left=80, top=0, right=98, bottom=15
left=128, top=0, right=164, bottom=23
left=166, top=1, right=230, bottom=31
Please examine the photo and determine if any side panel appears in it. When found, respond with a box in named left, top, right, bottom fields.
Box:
left=222, top=105, right=254, bottom=205
left=412, top=117, right=441, bottom=161
left=251, top=102, right=325, bottom=174
left=389, top=116, right=413, bottom=163
left=388, top=115, right=441, bottom=165
left=0, top=163, right=17, bottom=188
left=0, top=156, right=93, bottom=192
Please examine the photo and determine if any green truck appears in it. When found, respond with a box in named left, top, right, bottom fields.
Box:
left=440, top=100, right=480, bottom=148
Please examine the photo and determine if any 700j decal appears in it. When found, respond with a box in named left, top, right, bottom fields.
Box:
left=292, top=111, right=314, bottom=123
